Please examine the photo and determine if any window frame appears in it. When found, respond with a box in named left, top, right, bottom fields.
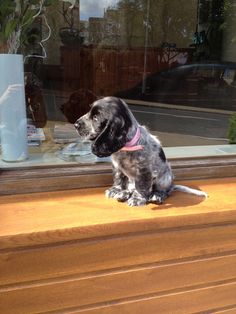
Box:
left=1, top=154, right=236, bottom=195
left=1, top=1, right=236, bottom=195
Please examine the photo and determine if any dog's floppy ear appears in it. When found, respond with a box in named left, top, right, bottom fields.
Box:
left=92, top=115, right=130, bottom=157
left=91, top=99, right=132, bottom=157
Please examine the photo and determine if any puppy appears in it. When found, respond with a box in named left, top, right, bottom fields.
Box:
left=74, top=96, right=207, bottom=206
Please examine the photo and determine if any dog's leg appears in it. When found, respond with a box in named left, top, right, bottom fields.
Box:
left=127, top=170, right=152, bottom=206
left=148, top=171, right=173, bottom=204
left=105, top=168, right=131, bottom=201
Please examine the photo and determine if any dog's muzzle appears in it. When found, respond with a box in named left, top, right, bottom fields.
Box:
left=74, top=118, right=97, bottom=141
left=74, top=119, right=82, bottom=131
left=74, top=118, right=88, bottom=137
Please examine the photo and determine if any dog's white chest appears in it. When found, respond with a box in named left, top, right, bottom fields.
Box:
left=111, top=154, right=136, bottom=180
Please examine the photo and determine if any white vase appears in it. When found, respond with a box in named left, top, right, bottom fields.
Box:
left=0, top=54, right=28, bottom=162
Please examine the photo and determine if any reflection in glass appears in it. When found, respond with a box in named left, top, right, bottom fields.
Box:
left=1, top=0, right=236, bottom=167
left=0, top=55, right=28, bottom=162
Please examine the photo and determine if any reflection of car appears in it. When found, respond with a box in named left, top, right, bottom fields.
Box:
left=115, top=63, right=236, bottom=111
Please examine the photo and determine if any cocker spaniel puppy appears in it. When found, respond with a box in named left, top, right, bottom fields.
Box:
left=74, top=96, right=207, bottom=206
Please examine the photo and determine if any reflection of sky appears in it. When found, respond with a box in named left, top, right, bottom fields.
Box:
left=80, top=0, right=117, bottom=20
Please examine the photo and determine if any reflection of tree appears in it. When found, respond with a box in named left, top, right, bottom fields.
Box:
left=115, top=0, right=197, bottom=48
left=159, top=0, right=197, bottom=47
left=194, top=0, right=224, bottom=61
left=116, top=0, right=145, bottom=47
left=158, top=47, right=179, bottom=68
left=193, top=0, right=236, bottom=61
left=221, top=0, right=236, bottom=57
left=101, top=0, right=236, bottom=57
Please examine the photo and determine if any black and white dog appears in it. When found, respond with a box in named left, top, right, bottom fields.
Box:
left=75, top=96, right=207, bottom=206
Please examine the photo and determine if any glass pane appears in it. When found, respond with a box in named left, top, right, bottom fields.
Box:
left=0, top=0, right=236, bottom=168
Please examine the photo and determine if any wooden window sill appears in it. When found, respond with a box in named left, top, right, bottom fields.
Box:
left=0, top=155, right=236, bottom=195
left=1, top=177, right=236, bottom=313
left=1, top=177, right=236, bottom=249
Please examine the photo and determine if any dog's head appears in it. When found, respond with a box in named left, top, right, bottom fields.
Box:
left=74, top=97, right=133, bottom=157
left=61, top=89, right=97, bottom=124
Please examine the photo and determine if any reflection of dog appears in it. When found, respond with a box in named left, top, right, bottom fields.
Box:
left=75, top=96, right=208, bottom=206
left=61, top=89, right=97, bottom=123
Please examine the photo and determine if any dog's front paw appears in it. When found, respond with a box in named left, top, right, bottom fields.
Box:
left=115, top=190, right=131, bottom=202
left=127, top=196, right=147, bottom=207
left=106, top=187, right=131, bottom=202
left=105, top=187, right=121, bottom=199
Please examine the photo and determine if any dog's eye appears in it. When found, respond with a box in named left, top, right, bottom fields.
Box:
left=92, top=115, right=98, bottom=122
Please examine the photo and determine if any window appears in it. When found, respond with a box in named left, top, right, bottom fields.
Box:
left=0, top=0, right=236, bottom=194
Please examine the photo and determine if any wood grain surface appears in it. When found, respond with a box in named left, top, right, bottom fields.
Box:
left=1, top=177, right=236, bottom=313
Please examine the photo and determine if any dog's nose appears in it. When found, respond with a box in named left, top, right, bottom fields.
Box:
left=74, top=120, right=81, bottom=130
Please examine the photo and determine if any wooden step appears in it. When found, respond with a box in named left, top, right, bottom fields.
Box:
left=1, top=178, right=236, bottom=313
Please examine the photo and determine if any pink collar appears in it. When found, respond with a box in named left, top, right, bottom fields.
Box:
left=120, top=127, right=143, bottom=152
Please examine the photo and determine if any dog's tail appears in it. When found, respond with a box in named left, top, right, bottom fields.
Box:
left=173, top=185, right=208, bottom=198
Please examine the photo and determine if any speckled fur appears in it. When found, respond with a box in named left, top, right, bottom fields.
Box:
left=75, top=97, right=207, bottom=206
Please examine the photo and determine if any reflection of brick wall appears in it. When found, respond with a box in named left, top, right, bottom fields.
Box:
left=0, top=42, right=7, bottom=53
left=61, top=46, right=194, bottom=96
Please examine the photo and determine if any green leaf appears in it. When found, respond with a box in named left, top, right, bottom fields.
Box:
left=44, top=0, right=58, bottom=6
left=4, top=19, right=17, bottom=39
left=227, top=113, right=236, bottom=144
left=22, top=10, right=35, bottom=26
left=0, top=0, right=16, bottom=19
left=0, top=0, right=57, bottom=52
